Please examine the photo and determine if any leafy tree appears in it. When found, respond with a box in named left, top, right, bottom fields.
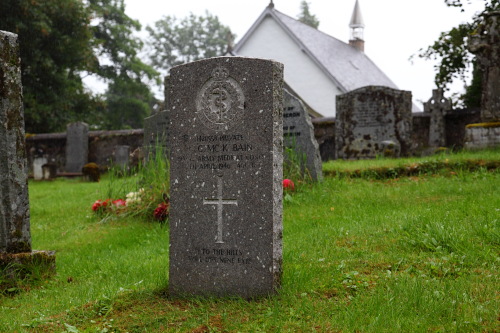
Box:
left=86, top=0, right=159, bottom=129
left=297, top=1, right=320, bottom=29
left=415, top=0, right=499, bottom=107
left=146, top=12, right=234, bottom=73
left=0, top=0, right=157, bottom=132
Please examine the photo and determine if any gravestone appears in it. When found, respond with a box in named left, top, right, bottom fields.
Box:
left=0, top=31, right=55, bottom=283
left=33, top=156, right=48, bottom=180
left=424, top=88, right=452, bottom=147
left=283, top=89, right=323, bottom=181
left=65, top=122, right=88, bottom=173
left=469, top=12, right=500, bottom=122
left=335, top=86, right=413, bottom=159
left=143, top=76, right=171, bottom=161
left=169, top=57, right=284, bottom=298
left=114, top=145, right=130, bottom=170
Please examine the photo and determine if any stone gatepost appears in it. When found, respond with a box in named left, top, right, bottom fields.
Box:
left=423, top=88, right=452, bottom=147
left=0, top=30, right=55, bottom=290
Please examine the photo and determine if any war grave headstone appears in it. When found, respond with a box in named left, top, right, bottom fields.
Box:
left=283, top=89, right=323, bottom=181
left=335, top=86, right=413, bottom=159
left=424, top=88, right=452, bottom=147
left=168, top=57, right=284, bottom=298
left=65, top=121, right=89, bottom=173
left=0, top=30, right=55, bottom=284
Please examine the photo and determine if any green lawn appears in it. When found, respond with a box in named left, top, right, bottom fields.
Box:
left=1, top=151, right=499, bottom=332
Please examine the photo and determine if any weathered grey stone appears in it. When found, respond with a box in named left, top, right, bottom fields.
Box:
left=65, top=122, right=88, bottom=173
left=0, top=31, right=31, bottom=253
left=143, top=76, right=171, bottom=161
left=113, top=145, right=130, bottom=170
left=283, top=89, right=323, bottom=181
left=469, top=11, right=500, bottom=122
left=0, top=32, right=55, bottom=289
left=143, top=110, right=169, bottom=161
left=424, top=89, right=452, bottom=147
left=169, top=57, right=283, bottom=298
left=335, top=86, right=413, bottom=159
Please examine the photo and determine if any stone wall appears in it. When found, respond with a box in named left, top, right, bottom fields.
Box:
left=464, top=123, right=500, bottom=149
left=26, top=129, right=144, bottom=175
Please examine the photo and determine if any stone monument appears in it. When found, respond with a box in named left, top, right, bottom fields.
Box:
left=469, top=11, right=500, bottom=122
left=168, top=57, right=284, bottom=298
left=143, top=76, right=170, bottom=161
left=283, top=89, right=323, bottom=181
left=335, top=86, right=413, bottom=159
left=65, top=121, right=89, bottom=173
left=0, top=31, right=55, bottom=287
left=423, top=88, right=452, bottom=147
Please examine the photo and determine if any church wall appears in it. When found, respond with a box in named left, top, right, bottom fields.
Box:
left=236, top=16, right=342, bottom=118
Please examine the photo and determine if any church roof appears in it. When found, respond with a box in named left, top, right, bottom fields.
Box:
left=234, top=6, right=398, bottom=94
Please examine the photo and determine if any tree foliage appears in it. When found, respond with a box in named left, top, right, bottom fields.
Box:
left=297, top=1, right=320, bottom=29
left=415, top=0, right=499, bottom=107
left=0, top=0, right=157, bottom=132
left=146, top=12, right=234, bottom=73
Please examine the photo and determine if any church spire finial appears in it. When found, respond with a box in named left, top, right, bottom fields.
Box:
left=268, top=0, right=274, bottom=9
left=349, top=0, right=365, bottom=52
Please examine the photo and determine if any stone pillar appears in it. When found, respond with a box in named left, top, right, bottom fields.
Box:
left=0, top=31, right=31, bottom=253
left=0, top=31, right=55, bottom=289
left=65, top=122, right=88, bottom=173
left=423, top=88, right=452, bottom=147
left=469, top=11, right=500, bottom=122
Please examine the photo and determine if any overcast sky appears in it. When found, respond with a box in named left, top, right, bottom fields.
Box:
left=115, top=0, right=484, bottom=109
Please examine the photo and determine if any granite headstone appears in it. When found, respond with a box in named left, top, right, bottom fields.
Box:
left=335, top=86, right=413, bottom=159
left=65, top=122, right=89, bottom=173
left=0, top=31, right=31, bottom=253
left=0, top=31, right=55, bottom=282
left=283, top=89, right=323, bottom=181
left=168, top=57, right=284, bottom=298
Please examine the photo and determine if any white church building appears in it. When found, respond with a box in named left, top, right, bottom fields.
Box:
left=233, top=0, right=400, bottom=118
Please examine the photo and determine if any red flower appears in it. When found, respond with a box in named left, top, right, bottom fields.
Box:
left=92, top=199, right=110, bottom=212
left=283, top=179, right=295, bottom=191
left=154, top=202, right=169, bottom=221
left=112, top=199, right=126, bottom=208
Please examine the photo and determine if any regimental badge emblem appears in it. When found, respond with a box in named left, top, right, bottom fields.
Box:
left=196, top=66, right=245, bottom=131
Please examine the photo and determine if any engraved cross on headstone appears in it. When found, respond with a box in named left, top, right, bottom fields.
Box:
left=203, top=176, right=238, bottom=243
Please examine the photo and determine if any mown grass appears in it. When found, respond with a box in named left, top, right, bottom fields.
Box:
left=0, top=151, right=498, bottom=332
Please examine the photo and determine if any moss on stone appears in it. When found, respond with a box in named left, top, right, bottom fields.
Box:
left=466, top=122, right=500, bottom=128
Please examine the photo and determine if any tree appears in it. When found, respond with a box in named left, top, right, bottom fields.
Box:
left=0, top=0, right=157, bottom=132
left=297, top=1, right=320, bottom=29
left=415, top=0, right=499, bottom=107
left=146, top=12, right=234, bottom=73
left=86, top=0, right=159, bottom=129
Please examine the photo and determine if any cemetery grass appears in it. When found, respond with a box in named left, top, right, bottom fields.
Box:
left=0, top=157, right=498, bottom=332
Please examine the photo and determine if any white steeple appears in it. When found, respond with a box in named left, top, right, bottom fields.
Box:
left=349, top=0, right=365, bottom=51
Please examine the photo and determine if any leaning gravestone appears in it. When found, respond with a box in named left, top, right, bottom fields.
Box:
left=283, top=89, right=323, bottom=181
left=169, top=57, right=284, bottom=298
left=336, top=86, right=413, bottom=159
left=0, top=31, right=54, bottom=284
left=65, top=122, right=89, bottom=173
